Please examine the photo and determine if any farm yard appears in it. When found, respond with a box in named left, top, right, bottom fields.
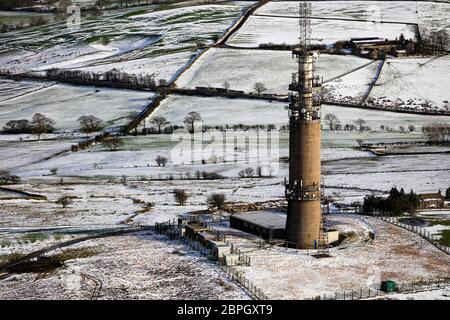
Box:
left=0, top=0, right=449, bottom=301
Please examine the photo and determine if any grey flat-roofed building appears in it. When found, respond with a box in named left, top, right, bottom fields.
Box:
left=229, top=210, right=286, bottom=240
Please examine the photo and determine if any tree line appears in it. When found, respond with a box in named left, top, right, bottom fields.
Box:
left=363, top=187, right=422, bottom=216
left=46, top=68, right=167, bottom=90
left=422, top=122, right=450, bottom=144
left=3, top=114, right=106, bottom=139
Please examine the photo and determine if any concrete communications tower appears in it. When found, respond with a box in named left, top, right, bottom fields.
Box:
left=285, top=2, right=324, bottom=249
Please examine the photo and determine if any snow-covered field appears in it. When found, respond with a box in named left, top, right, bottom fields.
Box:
left=0, top=82, right=155, bottom=131
left=146, top=94, right=450, bottom=129
left=368, top=56, right=450, bottom=113
left=324, top=153, right=450, bottom=196
left=324, top=61, right=380, bottom=104
left=10, top=132, right=376, bottom=179
left=0, top=232, right=250, bottom=300
left=0, top=135, right=82, bottom=170
left=227, top=15, right=416, bottom=48
left=177, top=48, right=371, bottom=94
left=0, top=78, right=55, bottom=103
left=0, top=2, right=252, bottom=82
left=1, top=0, right=449, bottom=301
left=0, top=181, right=191, bottom=229
left=229, top=215, right=450, bottom=299
left=322, top=104, right=450, bottom=129
left=255, top=1, right=420, bottom=24
left=418, top=2, right=450, bottom=50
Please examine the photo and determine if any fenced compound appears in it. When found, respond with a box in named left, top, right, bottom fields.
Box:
left=220, top=265, right=269, bottom=300
left=314, top=278, right=450, bottom=300
left=378, top=216, right=450, bottom=256
left=154, top=219, right=267, bottom=299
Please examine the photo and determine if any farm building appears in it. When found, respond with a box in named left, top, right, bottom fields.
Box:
left=349, top=37, right=414, bottom=58
left=419, top=192, right=445, bottom=209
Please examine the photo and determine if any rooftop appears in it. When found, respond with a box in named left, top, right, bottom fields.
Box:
left=231, top=210, right=287, bottom=230
left=420, top=193, right=444, bottom=201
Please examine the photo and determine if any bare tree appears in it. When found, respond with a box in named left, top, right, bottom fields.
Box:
left=31, top=113, right=55, bottom=140
left=3, top=119, right=31, bottom=133
left=356, top=139, right=364, bottom=147
left=207, top=193, right=226, bottom=209
left=223, top=81, right=230, bottom=91
left=155, top=155, right=168, bottom=167
left=151, top=116, right=170, bottom=134
left=78, top=115, right=105, bottom=136
left=354, top=118, right=366, bottom=132
left=95, top=0, right=111, bottom=9
left=324, top=113, right=340, bottom=130
left=256, top=166, right=263, bottom=177
left=173, top=189, right=188, bottom=206
left=102, top=136, right=124, bottom=151
left=56, top=195, right=73, bottom=208
left=253, top=82, right=267, bottom=95
left=17, top=119, right=31, bottom=133
left=183, top=111, right=202, bottom=133
left=408, top=124, right=416, bottom=133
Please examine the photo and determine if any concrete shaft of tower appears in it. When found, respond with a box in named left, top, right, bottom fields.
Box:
left=285, top=50, right=322, bottom=249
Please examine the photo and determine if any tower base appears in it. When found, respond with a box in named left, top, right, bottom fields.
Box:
left=285, top=200, right=321, bottom=249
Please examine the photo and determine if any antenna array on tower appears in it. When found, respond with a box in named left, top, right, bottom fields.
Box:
left=298, top=1, right=312, bottom=56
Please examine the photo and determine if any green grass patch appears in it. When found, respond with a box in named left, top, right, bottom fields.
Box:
left=3, top=246, right=103, bottom=274
left=21, top=232, right=50, bottom=244
left=0, top=252, right=26, bottom=266
left=0, top=239, right=12, bottom=248
left=438, top=230, right=450, bottom=247
left=86, top=35, right=112, bottom=45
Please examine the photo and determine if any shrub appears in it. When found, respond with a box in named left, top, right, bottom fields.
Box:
left=174, top=189, right=188, bottom=206
left=207, top=193, right=226, bottom=209
left=56, top=196, right=73, bottom=208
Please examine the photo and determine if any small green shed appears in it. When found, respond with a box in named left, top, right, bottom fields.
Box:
left=381, top=280, right=398, bottom=293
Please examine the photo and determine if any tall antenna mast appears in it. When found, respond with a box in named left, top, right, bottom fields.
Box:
left=285, top=1, right=326, bottom=251
left=298, top=1, right=312, bottom=56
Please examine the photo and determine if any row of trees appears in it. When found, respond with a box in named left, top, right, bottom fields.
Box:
left=147, top=112, right=426, bottom=136
left=238, top=166, right=273, bottom=178
left=323, top=114, right=370, bottom=132
left=1, top=16, right=48, bottom=33
left=422, top=122, right=450, bottom=144
left=3, top=113, right=55, bottom=140
left=3, top=114, right=105, bottom=139
left=0, top=0, right=35, bottom=10
left=46, top=68, right=167, bottom=89
left=363, top=187, right=421, bottom=216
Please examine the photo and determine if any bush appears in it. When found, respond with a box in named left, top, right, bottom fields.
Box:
left=102, top=136, right=124, bottom=151
left=207, top=193, right=226, bottom=209
left=201, top=171, right=225, bottom=180
left=56, top=196, right=73, bottom=208
left=174, top=189, right=188, bottom=206
left=239, top=167, right=255, bottom=178
left=155, top=155, right=168, bottom=167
